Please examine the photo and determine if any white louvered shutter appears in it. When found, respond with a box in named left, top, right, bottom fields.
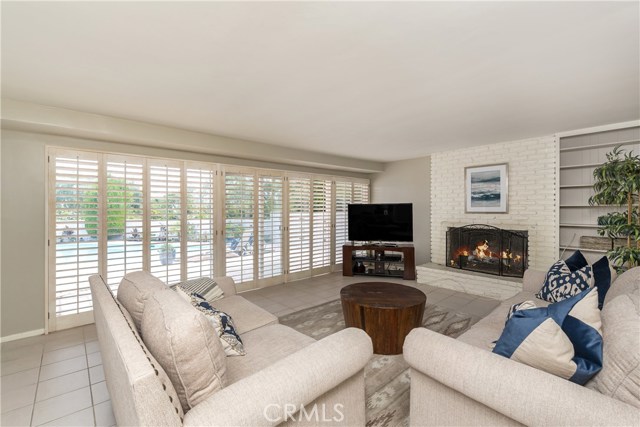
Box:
left=224, top=170, right=255, bottom=285
left=353, top=181, right=370, bottom=204
left=105, top=155, right=144, bottom=293
left=50, top=150, right=100, bottom=329
left=334, top=181, right=353, bottom=264
left=258, top=173, right=284, bottom=283
left=287, top=176, right=312, bottom=280
left=186, top=165, right=217, bottom=279
left=312, top=178, right=332, bottom=273
left=148, top=161, right=182, bottom=284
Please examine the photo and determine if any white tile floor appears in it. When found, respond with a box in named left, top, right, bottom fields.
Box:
left=1, top=272, right=500, bottom=426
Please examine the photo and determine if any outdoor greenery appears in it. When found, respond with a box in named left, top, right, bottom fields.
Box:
left=589, top=145, right=640, bottom=270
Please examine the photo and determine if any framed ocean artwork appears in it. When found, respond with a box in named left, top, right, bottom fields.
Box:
left=465, top=163, right=508, bottom=213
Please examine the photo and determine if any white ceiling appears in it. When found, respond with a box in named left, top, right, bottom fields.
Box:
left=2, top=2, right=639, bottom=162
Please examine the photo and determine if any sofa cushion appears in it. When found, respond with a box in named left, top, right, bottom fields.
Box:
left=494, top=288, right=603, bottom=385
left=604, top=266, right=640, bottom=306
left=225, top=324, right=316, bottom=384
left=176, top=289, right=246, bottom=356
left=458, top=291, right=551, bottom=349
left=212, top=295, right=278, bottom=334
left=172, top=277, right=224, bottom=303
left=117, top=271, right=168, bottom=332
left=142, top=289, right=228, bottom=412
left=587, top=283, right=640, bottom=408
left=536, top=260, right=592, bottom=303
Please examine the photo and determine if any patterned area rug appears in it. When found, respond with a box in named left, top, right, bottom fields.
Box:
left=280, top=299, right=481, bottom=427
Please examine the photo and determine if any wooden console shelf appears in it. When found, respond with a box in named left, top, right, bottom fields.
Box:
left=342, top=243, right=416, bottom=280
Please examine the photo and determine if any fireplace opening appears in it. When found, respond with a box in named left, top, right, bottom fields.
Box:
left=446, top=225, right=528, bottom=278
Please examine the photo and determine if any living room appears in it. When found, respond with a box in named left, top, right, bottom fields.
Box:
left=1, top=2, right=639, bottom=426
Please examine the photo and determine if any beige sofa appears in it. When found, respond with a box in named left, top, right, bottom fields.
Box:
left=89, top=273, right=373, bottom=426
left=404, top=267, right=640, bottom=426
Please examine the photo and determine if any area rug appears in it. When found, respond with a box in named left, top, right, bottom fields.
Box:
left=279, top=300, right=481, bottom=427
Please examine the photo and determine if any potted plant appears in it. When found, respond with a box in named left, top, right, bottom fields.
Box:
left=158, top=243, right=176, bottom=265
left=589, top=145, right=640, bottom=270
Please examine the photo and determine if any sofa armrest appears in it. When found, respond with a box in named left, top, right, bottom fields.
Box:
left=184, top=328, right=373, bottom=426
left=522, top=268, right=546, bottom=293
left=404, top=328, right=639, bottom=426
left=212, top=276, right=237, bottom=296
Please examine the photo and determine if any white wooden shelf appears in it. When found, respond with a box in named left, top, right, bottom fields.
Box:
left=560, top=224, right=599, bottom=228
left=560, top=205, right=616, bottom=208
left=559, top=163, right=601, bottom=170
left=559, top=184, right=593, bottom=189
left=560, top=139, right=639, bottom=152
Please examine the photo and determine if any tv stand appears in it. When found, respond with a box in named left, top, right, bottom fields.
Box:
left=343, top=243, right=416, bottom=280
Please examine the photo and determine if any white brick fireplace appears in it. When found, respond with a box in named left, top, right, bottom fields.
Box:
left=418, top=136, right=560, bottom=300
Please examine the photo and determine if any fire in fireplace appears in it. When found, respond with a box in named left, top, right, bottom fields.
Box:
left=446, top=225, right=528, bottom=278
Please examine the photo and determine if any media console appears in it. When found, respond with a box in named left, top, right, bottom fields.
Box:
left=342, top=243, right=416, bottom=280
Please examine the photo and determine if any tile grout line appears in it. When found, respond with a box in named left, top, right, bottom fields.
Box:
left=29, top=344, right=45, bottom=426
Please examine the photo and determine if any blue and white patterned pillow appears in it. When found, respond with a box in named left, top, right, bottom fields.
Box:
left=536, top=260, right=592, bottom=303
left=175, top=288, right=246, bottom=356
left=494, top=287, right=603, bottom=385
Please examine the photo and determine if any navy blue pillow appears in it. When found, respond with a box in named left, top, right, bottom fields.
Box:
left=565, top=250, right=589, bottom=271
left=592, top=256, right=611, bottom=309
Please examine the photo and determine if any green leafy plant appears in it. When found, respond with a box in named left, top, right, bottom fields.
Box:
left=589, top=146, right=640, bottom=270
left=157, top=242, right=176, bottom=255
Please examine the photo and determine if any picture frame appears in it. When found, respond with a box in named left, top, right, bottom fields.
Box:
left=465, top=163, right=508, bottom=213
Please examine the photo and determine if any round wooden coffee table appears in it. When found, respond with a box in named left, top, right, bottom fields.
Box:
left=340, top=282, right=426, bottom=355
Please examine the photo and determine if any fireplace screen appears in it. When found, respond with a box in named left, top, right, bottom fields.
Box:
left=446, top=225, right=528, bottom=278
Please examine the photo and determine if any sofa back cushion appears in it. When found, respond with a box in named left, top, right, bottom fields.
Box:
left=142, top=288, right=228, bottom=412
left=587, top=267, right=640, bottom=408
left=89, top=275, right=183, bottom=426
left=117, top=271, right=168, bottom=332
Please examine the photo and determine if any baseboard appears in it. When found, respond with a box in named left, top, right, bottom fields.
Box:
left=0, top=328, right=45, bottom=343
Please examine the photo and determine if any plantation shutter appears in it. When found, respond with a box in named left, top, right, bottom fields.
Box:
left=50, top=150, right=100, bottom=330
left=353, top=181, right=370, bottom=204
left=185, top=164, right=217, bottom=280
left=104, top=155, right=144, bottom=293
left=148, top=161, right=182, bottom=284
left=224, top=170, right=255, bottom=285
left=287, top=175, right=312, bottom=280
left=334, top=181, right=353, bottom=264
left=258, top=173, right=284, bottom=284
left=312, top=178, right=332, bottom=273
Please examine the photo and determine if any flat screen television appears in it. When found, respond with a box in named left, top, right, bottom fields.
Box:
left=348, top=203, right=413, bottom=242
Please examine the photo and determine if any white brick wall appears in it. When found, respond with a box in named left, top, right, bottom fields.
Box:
left=430, top=136, right=559, bottom=271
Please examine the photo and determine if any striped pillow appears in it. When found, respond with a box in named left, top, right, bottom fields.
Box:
left=172, top=277, right=224, bottom=303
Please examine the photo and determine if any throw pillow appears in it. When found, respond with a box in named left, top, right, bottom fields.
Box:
left=175, top=288, right=246, bottom=356
left=117, top=271, right=168, bottom=332
left=565, top=250, right=589, bottom=271
left=592, top=256, right=612, bottom=309
left=493, top=287, right=603, bottom=385
left=505, top=300, right=537, bottom=324
left=172, top=277, right=224, bottom=303
left=142, top=288, right=227, bottom=412
left=536, top=260, right=592, bottom=303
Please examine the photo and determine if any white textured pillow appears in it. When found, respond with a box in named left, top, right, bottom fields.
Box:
left=117, top=271, right=168, bottom=332
left=142, top=289, right=227, bottom=412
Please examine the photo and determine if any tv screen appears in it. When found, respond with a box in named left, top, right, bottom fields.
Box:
left=348, top=203, right=413, bottom=242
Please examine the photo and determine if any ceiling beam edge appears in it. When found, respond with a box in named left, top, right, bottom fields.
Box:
left=0, top=99, right=384, bottom=173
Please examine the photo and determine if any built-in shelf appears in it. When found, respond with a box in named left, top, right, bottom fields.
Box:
left=559, top=246, right=608, bottom=254
left=560, top=139, right=639, bottom=152
left=560, top=223, right=600, bottom=228
left=559, top=184, right=593, bottom=189
left=560, top=205, right=615, bottom=208
left=560, top=163, right=601, bottom=170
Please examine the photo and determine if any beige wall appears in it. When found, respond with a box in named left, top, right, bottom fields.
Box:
left=0, top=130, right=371, bottom=338
left=370, top=157, right=431, bottom=265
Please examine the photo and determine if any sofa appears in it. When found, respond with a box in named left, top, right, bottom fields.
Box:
left=89, top=272, right=373, bottom=426
left=404, top=266, right=640, bottom=426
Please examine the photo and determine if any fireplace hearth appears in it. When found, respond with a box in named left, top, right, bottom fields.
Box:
left=446, top=225, right=528, bottom=278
